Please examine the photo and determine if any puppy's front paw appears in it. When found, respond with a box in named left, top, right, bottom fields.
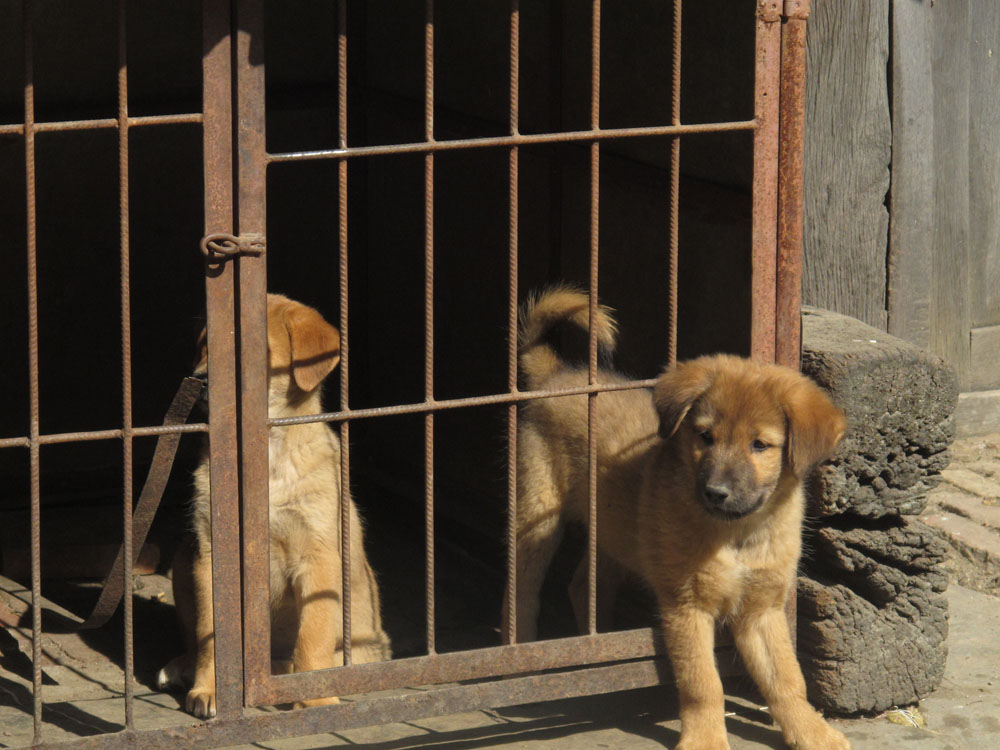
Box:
left=785, top=717, right=851, bottom=750
left=675, top=730, right=731, bottom=750
left=186, top=687, right=217, bottom=719
left=293, top=695, right=340, bottom=710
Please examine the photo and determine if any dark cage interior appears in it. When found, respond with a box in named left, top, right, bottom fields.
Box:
left=0, top=0, right=758, bottom=735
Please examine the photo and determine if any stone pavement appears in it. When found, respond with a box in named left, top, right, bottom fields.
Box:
left=3, top=433, right=1000, bottom=749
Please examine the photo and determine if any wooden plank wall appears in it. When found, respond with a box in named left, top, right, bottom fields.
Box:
left=967, top=1, right=1000, bottom=392
left=928, top=0, right=971, bottom=380
left=887, top=0, right=933, bottom=351
left=802, top=0, right=891, bottom=331
left=805, top=0, right=1000, bottom=405
left=887, top=0, right=1000, bottom=393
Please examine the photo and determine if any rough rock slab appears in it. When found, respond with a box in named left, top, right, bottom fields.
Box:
left=801, top=306, right=959, bottom=517
left=797, top=518, right=949, bottom=715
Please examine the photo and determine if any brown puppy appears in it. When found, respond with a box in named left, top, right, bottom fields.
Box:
left=510, top=287, right=849, bottom=750
left=157, top=294, right=391, bottom=719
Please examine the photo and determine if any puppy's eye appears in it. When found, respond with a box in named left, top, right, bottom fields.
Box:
left=698, top=430, right=714, bottom=446
left=751, top=439, right=770, bottom=452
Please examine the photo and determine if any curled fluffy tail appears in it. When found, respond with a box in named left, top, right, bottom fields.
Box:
left=518, top=286, right=618, bottom=389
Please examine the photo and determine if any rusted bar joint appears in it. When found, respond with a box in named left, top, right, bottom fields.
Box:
left=783, top=0, right=810, bottom=20
left=760, top=0, right=810, bottom=22
left=200, top=232, right=266, bottom=261
left=758, top=0, right=781, bottom=23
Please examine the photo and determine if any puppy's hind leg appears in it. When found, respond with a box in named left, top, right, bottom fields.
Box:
left=502, top=513, right=564, bottom=644
left=504, top=469, right=567, bottom=644
left=569, top=550, right=624, bottom=636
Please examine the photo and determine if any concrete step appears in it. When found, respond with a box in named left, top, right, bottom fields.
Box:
left=921, top=509, right=1000, bottom=561
left=920, top=507, right=1000, bottom=596
left=935, top=490, right=1000, bottom=530
left=940, top=468, right=1000, bottom=500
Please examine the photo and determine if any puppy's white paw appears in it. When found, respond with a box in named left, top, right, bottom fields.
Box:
left=784, top=716, right=852, bottom=750
left=155, top=655, right=190, bottom=691
left=186, top=686, right=217, bottom=719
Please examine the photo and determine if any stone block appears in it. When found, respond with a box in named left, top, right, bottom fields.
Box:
left=797, top=518, right=949, bottom=714
left=801, top=306, right=959, bottom=517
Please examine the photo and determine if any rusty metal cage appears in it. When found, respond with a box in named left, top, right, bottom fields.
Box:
left=1, top=0, right=810, bottom=746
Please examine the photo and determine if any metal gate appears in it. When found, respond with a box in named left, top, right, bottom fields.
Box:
left=3, top=0, right=811, bottom=746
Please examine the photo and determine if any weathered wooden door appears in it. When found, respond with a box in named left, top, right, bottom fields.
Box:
left=802, top=0, right=1000, bottom=432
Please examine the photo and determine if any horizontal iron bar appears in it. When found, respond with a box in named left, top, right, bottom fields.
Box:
left=0, top=112, right=203, bottom=136
left=268, top=120, right=756, bottom=163
left=29, top=658, right=672, bottom=750
left=268, top=378, right=659, bottom=427
left=259, top=627, right=662, bottom=705
left=0, top=422, right=208, bottom=450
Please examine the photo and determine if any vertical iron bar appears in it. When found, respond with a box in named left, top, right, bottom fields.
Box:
left=777, top=0, right=811, bottom=646
left=235, top=0, right=269, bottom=707
left=116, top=0, right=135, bottom=729
left=23, top=0, right=43, bottom=741
left=202, top=0, right=243, bottom=720
left=505, top=0, right=520, bottom=645
left=751, top=1, right=781, bottom=362
left=667, top=0, right=681, bottom=366
left=546, top=0, right=564, bottom=282
left=586, top=0, right=600, bottom=636
left=776, top=1, right=809, bottom=369
left=423, top=0, right=437, bottom=656
left=338, top=0, right=353, bottom=667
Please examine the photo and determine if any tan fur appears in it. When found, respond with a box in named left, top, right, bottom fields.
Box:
left=157, top=294, right=391, bottom=719
left=508, top=288, right=850, bottom=750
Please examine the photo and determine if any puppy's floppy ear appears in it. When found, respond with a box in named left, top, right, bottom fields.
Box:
left=653, top=358, right=716, bottom=439
left=781, top=374, right=846, bottom=477
left=283, top=304, right=341, bottom=393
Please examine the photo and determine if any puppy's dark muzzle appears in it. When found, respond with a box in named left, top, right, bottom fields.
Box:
left=697, top=479, right=764, bottom=521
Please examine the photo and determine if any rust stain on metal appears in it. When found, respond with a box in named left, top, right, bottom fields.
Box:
left=116, top=0, right=137, bottom=728
left=758, top=0, right=782, bottom=24
left=423, top=0, right=438, bottom=657
left=750, top=9, right=782, bottom=363
left=0, top=112, right=202, bottom=136
left=776, top=6, right=811, bottom=644
left=667, top=0, right=682, bottom=366
left=336, top=0, right=355, bottom=670
left=201, top=0, right=244, bottom=721
left=23, top=0, right=44, bottom=740
left=234, top=0, right=272, bottom=709
left=264, top=627, right=661, bottom=705
left=783, top=0, right=811, bottom=20
left=267, top=121, right=757, bottom=165
left=776, top=15, right=809, bottom=370
left=505, top=0, right=521, bottom=646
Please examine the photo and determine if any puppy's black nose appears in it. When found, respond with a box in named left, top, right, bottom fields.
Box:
left=704, top=485, right=731, bottom=505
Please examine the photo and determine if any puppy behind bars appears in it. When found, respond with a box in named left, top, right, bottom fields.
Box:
left=508, top=286, right=850, bottom=750
left=157, top=293, right=391, bottom=718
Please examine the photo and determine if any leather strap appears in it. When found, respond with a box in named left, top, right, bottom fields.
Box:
left=76, top=376, right=205, bottom=630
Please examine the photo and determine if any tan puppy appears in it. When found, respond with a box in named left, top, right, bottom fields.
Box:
left=157, top=293, right=391, bottom=718
left=510, top=287, right=850, bottom=750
